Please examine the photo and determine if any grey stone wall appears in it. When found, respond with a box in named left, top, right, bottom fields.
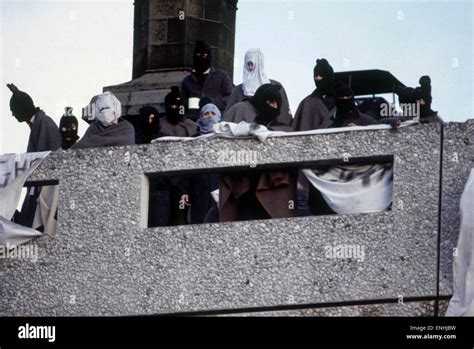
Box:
left=0, top=122, right=471, bottom=316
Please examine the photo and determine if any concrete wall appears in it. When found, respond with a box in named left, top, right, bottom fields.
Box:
left=0, top=121, right=472, bottom=316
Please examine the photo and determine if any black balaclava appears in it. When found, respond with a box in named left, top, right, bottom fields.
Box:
left=139, top=106, right=160, bottom=140
left=59, top=107, right=79, bottom=149
left=165, top=86, right=184, bottom=125
left=335, top=83, right=356, bottom=113
left=251, top=83, right=282, bottom=126
left=313, top=58, right=335, bottom=96
left=416, top=75, right=436, bottom=118
left=7, top=83, right=39, bottom=123
left=333, top=83, right=358, bottom=127
left=193, top=40, right=212, bottom=75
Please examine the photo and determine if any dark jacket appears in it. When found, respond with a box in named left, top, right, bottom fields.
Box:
left=330, top=110, right=379, bottom=128
left=223, top=100, right=293, bottom=132
left=27, top=110, right=61, bottom=152
left=181, top=68, right=234, bottom=121
left=178, top=173, right=220, bottom=224
left=159, top=118, right=198, bottom=137
left=225, top=79, right=292, bottom=126
left=291, top=94, right=335, bottom=131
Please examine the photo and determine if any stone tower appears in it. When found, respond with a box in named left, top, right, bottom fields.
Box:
left=104, top=0, right=238, bottom=117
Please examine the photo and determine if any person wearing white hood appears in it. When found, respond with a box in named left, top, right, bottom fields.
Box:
left=224, top=48, right=292, bottom=126
left=73, top=92, right=135, bottom=149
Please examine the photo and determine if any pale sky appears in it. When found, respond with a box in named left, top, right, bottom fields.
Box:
left=1, top=0, right=473, bottom=155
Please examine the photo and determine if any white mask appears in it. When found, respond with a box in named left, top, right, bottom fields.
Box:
left=95, top=92, right=121, bottom=127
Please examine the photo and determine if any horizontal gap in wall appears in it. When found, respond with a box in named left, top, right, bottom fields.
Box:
left=148, top=295, right=452, bottom=317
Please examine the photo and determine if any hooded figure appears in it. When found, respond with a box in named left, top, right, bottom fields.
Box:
left=396, top=76, right=442, bottom=123
left=223, top=84, right=293, bottom=132
left=160, top=86, right=198, bottom=137
left=415, top=76, right=442, bottom=123
left=7, top=83, right=61, bottom=152
left=181, top=40, right=234, bottom=121
left=224, top=49, right=292, bottom=126
left=331, top=83, right=378, bottom=128
left=7, top=83, right=61, bottom=228
left=291, top=59, right=336, bottom=131
left=196, top=103, right=221, bottom=134
left=149, top=88, right=194, bottom=227
left=72, top=92, right=135, bottom=149
left=59, top=107, right=79, bottom=150
left=136, top=106, right=160, bottom=144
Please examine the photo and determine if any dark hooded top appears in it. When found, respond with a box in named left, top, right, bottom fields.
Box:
left=181, top=68, right=234, bottom=120
left=291, top=93, right=335, bottom=131
left=225, top=79, right=292, bottom=126
left=224, top=83, right=294, bottom=132
left=291, top=58, right=336, bottom=131
left=72, top=119, right=135, bottom=149
left=159, top=118, right=198, bottom=137
left=27, top=110, right=61, bottom=152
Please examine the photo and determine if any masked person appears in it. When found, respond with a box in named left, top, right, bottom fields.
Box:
left=159, top=86, right=197, bottom=137
left=224, top=49, right=292, bottom=126
left=181, top=40, right=234, bottom=121
left=291, top=59, right=336, bottom=131
left=59, top=107, right=79, bottom=150
left=196, top=103, right=221, bottom=135
left=331, top=83, right=378, bottom=128
left=148, top=87, right=196, bottom=227
left=136, top=106, right=160, bottom=144
left=397, top=76, right=442, bottom=124
left=72, top=92, right=135, bottom=149
left=6, top=83, right=61, bottom=228
left=224, top=83, right=293, bottom=132
left=7, top=83, right=61, bottom=153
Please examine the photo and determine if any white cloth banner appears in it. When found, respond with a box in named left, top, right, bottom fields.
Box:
left=447, top=169, right=474, bottom=316
left=0, top=151, right=50, bottom=247
left=302, top=164, right=394, bottom=214
left=152, top=120, right=419, bottom=143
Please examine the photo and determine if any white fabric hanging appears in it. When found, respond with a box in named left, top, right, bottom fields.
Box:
left=447, top=169, right=474, bottom=316
left=302, top=164, right=394, bottom=214
left=242, top=48, right=271, bottom=97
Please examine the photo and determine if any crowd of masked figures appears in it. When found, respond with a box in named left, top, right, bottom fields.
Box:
left=7, top=40, right=441, bottom=228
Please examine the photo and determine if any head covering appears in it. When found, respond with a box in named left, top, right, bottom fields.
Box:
left=416, top=76, right=435, bottom=118
left=193, top=40, right=212, bottom=74
left=165, top=86, right=184, bottom=124
left=242, top=48, right=271, bottom=97
left=60, top=107, right=78, bottom=129
left=251, top=83, right=282, bottom=126
left=197, top=103, right=221, bottom=134
left=139, top=105, right=160, bottom=134
left=335, top=83, right=356, bottom=114
left=59, top=107, right=79, bottom=149
left=397, top=76, right=435, bottom=119
left=94, top=91, right=121, bottom=127
left=313, top=58, right=335, bottom=95
left=7, top=83, right=39, bottom=123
